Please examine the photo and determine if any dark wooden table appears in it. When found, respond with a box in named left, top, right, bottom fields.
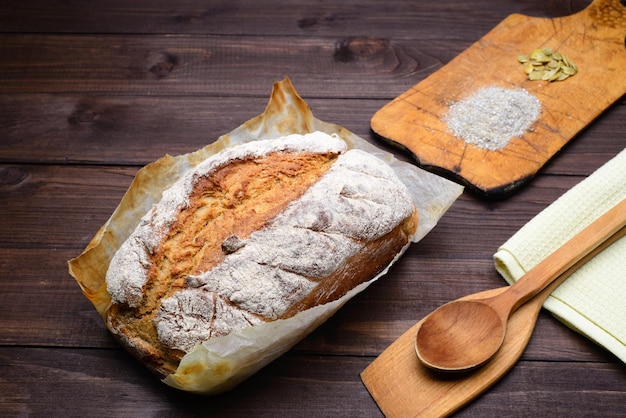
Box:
left=1, top=0, right=624, bottom=416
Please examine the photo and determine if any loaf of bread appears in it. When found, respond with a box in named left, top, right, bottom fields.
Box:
left=104, top=131, right=418, bottom=379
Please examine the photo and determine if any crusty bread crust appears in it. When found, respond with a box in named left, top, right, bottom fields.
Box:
left=105, top=133, right=418, bottom=377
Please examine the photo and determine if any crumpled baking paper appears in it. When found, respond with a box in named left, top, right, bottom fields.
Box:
left=68, top=77, right=463, bottom=394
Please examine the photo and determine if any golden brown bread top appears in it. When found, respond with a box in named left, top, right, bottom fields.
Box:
left=125, top=152, right=337, bottom=334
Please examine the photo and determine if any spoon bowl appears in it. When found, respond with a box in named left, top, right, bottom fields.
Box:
left=414, top=198, right=626, bottom=372
left=416, top=300, right=505, bottom=371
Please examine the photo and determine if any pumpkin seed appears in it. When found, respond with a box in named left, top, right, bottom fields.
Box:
left=523, top=62, right=535, bottom=74
left=518, top=47, right=577, bottom=82
left=549, top=71, right=561, bottom=82
left=530, top=49, right=550, bottom=62
left=541, top=68, right=558, bottom=81
left=562, top=65, right=577, bottom=75
left=557, top=72, right=569, bottom=81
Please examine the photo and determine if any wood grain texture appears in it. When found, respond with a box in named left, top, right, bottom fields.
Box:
left=0, top=0, right=624, bottom=416
left=0, top=348, right=623, bottom=417
left=0, top=33, right=441, bottom=99
left=0, top=0, right=591, bottom=36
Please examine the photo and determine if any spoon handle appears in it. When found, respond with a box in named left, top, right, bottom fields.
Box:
left=491, top=197, right=626, bottom=315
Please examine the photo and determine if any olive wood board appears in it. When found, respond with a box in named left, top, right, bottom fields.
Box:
left=371, top=0, right=626, bottom=198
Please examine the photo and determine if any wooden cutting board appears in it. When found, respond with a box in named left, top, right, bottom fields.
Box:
left=371, top=0, right=626, bottom=198
left=360, top=287, right=540, bottom=418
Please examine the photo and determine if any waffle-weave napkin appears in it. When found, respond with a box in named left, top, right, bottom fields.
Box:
left=494, top=148, right=626, bottom=363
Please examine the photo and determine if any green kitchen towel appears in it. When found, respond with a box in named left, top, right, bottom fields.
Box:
left=494, top=148, right=626, bottom=363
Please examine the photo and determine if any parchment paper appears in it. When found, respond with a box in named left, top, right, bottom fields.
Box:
left=68, top=77, right=463, bottom=394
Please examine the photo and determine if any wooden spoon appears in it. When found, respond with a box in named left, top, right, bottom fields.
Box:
left=361, top=222, right=626, bottom=417
left=415, top=198, right=626, bottom=372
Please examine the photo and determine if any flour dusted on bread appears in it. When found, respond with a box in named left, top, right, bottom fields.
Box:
left=105, top=132, right=418, bottom=377
left=106, top=133, right=347, bottom=308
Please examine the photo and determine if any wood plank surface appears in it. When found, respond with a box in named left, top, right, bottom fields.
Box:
left=0, top=0, right=591, bottom=36
left=0, top=0, right=624, bottom=416
left=1, top=348, right=624, bottom=417
left=0, top=33, right=450, bottom=99
left=0, top=95, right=623, bottom=167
